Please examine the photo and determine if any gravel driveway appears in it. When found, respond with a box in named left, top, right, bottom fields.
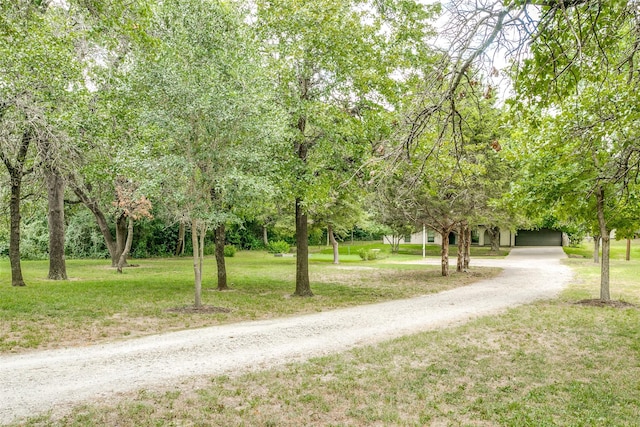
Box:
left=0, top=247, right=572, bottom=425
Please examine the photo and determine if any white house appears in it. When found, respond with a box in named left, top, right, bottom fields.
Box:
left=383, top=226, right=565, bottom=247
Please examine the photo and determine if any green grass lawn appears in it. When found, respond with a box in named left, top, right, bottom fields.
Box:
left=12, top=241, right=640, bottom=427
left=563, top=237, right=640, bottom=261
left=563, top=238, right=640, bottom=303
left=316, top=242, right=511, bottom=258
left=0, top=248, right=499, bottom=353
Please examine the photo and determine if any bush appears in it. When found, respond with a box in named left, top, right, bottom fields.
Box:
left=358, top=248, right=380, bottom=261
left=20, top=218, right=49, bottom=260
left=268, top=240, right=290, bottom=254
left=226, top=221, right=266, bottom=250
left=131, top=218, right=180, bottom=258
left=203, top=242, right=216, bottom=256
left=224, top=245, right=237, bottom=257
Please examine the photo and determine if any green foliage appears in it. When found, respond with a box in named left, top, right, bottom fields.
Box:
left=65, top=210, right=109, bottom=259
left=135, top=0, right=284, bottom=232
left=351, top=225, right=386, bottom=242
left=515, top=0, right=633, bottom=106
left=358, top=248, right=380, bottom=261
left=508, top=0, right=640, bottom=230
left=130, top=218, right=179, bottom=258
left=203, top=242, right=216, bottom=257
left=223, top=245, right=237, bottom=257
left=563, top=225, right=587, bottom=248
left=19, top=218, right=49, bottom=260
left=255, top=0, right=438, bottom=290
left=268, top=240, right=290, bottom=254
left=225, top=222, right=265, bottom=250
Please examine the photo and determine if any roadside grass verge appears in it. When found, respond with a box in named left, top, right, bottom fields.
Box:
left=15, top=248, right=640, bottom=426
left=0, top=250, right=499, bottom=353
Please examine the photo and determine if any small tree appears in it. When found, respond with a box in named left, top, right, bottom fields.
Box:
left=113, top=178, right=153, bottom=273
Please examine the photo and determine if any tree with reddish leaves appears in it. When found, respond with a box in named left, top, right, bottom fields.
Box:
left=112, top=178, right=153, bottom=273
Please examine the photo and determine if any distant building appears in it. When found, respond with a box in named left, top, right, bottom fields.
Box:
left=383, top=226, right=566, bottom=247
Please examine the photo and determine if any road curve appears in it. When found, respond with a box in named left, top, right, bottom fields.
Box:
left=0, top=247, right=572, bottom=425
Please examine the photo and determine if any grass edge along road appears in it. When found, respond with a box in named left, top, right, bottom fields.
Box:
left=10, top=241, right=640, bottom=426
left=0, top=245, right=502, bottom=353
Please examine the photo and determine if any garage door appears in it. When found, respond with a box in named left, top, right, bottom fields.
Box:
left=515, top=229, right=562, bottom=246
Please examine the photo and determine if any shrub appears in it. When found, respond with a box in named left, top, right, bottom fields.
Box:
left=224, top=245, right=237, bottom=257
left=20, top=218, right=49, bottom=260
left=203, top=242, right=216, bottom=256
left=268, top=240, right=290, bottom=254
left=226, top=221, right=267, bottom=250
left=358, top=248, right=379, bottom=261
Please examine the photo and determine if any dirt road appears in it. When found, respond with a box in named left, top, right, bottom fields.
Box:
left=0, top=247, right=572, bottom=425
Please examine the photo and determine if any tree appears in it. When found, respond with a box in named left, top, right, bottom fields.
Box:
left=313, top=186, right=365, bottom=265
left=509, top=82, right=640, bottom=300
left=112, top=178, right=153, bottom=273
left=0, top=111, right=34, bottom=286
left=402, top=0, right=640, bottom=299
left=255, top=0, right=437, bottom=295
left=1, top=0, right=153, bottom=284
left=387, top=71, right=510, bottom=276
left=67, top=22, right=154, bottom=269
left=0, top=2, right=84, bottom=284
left=373, top=176, right=416, bottom=254
left=306, top=109, right=386, bottom=265
left=68, top=85, right=156, bottom=270
left=44, top=164, right=67, bottom=280
left=135, top=0, right=282, bottom=304
left=507, top=1, right=640, bottom=300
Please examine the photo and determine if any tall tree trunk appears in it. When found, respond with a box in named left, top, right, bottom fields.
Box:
left=294, top=197, right=313, bottom=296
left=293, top=80, right=313, bottom=297
left=175, top=222, right=185, bottom=256
left=2, top=130, right=32, bottom=287
left=464, top=225, right=471, bottom=270
left=263, top=224, right=269, bottom=247
left=116, top=217, right=134, bottom=273
left=115, top=214, right=128, bottom=267
left=487, top=226, right=500, bottom=254
left=45, top=167, right=67, bottom=280
left=593, top=234, right=600, bottom=264
left=215, top=224, right=229, bottom=290
left=596, top=185, right=610, bottom=301
left=69, top=182, right=119, bottom=265
left=600, top=234, right=610, bottom=300
left=8, top=169, right=26, bottom=287
left=626, top=238, right=631, bottom=261
left=328, top=224, right=339, bottom=265
left=456, top=223, right=465, bottom=273
left=441, top=228, right=450, bottom=277
left=191, top=220, right=205, bottom=308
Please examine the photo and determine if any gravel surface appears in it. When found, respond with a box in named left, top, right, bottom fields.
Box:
left=0, top=247, right=572, bottom=425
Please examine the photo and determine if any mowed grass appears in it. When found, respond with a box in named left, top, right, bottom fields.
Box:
left=14, top=241, right=640, bottom=427
left=0, top=248, right=499, bottom=353
left=318, top=242, right=511, bottom=258
left=563, top=238, right=640, bottom=303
